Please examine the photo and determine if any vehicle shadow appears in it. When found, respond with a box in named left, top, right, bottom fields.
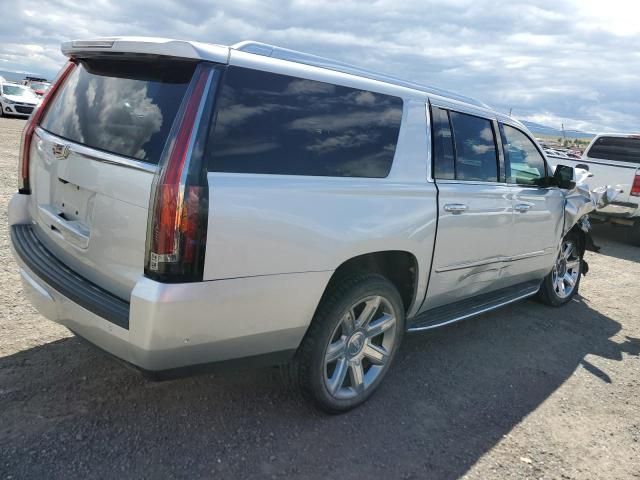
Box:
left=589, top=223, right=640, bottom=263
left=0, top=297, right=638, bottom=479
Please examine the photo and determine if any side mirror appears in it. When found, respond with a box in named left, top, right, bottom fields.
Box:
left=552, top=164, right=576, bottom=190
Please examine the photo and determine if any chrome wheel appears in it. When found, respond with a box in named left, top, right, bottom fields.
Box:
left=552, top=240, right=581, bottom=299
left=323, top=295, right=397, bottom=400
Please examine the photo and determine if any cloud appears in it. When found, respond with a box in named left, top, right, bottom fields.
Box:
left=1, top=0, right=639, bottom=132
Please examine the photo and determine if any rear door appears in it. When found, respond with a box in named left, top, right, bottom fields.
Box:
left=422, top=105, right=514, bottom=310
left=500, top=123, right=564, bottom=281
left=28, top=58, right=197, bottom=300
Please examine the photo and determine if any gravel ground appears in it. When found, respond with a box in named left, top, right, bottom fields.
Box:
left=0, top=116, right=639, bottom=479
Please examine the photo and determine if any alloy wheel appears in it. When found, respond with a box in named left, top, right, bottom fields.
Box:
left=323, top=295, right=397, bottom=400
left=552, top=240, right=581, bottom=299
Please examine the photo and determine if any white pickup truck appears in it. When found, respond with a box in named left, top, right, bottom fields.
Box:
left=547, top=134, right=640, bottom=245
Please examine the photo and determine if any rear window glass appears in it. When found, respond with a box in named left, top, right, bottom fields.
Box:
left=587, top=136, right=640, bottom=163
left=449, top=111, right=498, bottom=182
left=207, top=67, right=403, bottom=178
left=40, top=59, right=196, bottom=165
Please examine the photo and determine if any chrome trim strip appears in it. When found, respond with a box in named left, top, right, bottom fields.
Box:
left=434, top=179, right=510, bottom=187
left=38, top=205, right=90, bottom=249
left=34, top=127, right=157, bottom=174
left=407, top=288, right=540, bottom=332
left=435, top=250, right=547, bottom=273
left=425, top=101, right=434, bottom=182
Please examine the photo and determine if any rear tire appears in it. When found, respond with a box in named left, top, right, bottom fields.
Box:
left=628, top=220, right=640, bottom=247
left=290, top=273, right=405, bottom=413
left=538, top=232, right=583, bottom=306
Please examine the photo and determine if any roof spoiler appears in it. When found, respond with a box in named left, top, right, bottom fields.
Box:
left=61, top=37, right=229, bottom=64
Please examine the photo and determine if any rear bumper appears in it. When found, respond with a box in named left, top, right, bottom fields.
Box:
left=596, top=201, right=639, bottom=219
left=9, top=197, right=331, bottom=373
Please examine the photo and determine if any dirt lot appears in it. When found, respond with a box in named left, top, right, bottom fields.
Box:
left=0, top=116, right=638, bottom=479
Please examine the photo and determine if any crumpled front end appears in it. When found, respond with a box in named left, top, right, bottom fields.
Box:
left=563, top=168, right=623, bottom=236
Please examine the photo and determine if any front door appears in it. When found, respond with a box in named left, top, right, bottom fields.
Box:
left=499, top=123, right=564, bottom=282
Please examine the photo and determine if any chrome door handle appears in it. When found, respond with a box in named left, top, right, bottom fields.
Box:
left=444, top=203, right=468, bottom=214
left=514, top=203, right=532, bottom=213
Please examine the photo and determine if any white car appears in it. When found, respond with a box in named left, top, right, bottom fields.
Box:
left=547, top=134, right=640, bottom=245
left=0, top=82, right=41, bottom=117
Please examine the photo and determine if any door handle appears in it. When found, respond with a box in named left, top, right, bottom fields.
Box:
left=444, top=203, right=468, bottom=214
left=514, top=203, right=532, bottom=213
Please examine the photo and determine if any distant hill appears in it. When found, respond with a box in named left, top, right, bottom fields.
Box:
left=520, top=120, right=595, bottom=139
left=0, top=69, right=49, bottom=83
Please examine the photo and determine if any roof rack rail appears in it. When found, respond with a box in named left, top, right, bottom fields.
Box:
left=231, top=40, right=489, bottom=109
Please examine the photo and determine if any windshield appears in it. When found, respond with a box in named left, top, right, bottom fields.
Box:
left=2, top=85, right=37, bottom=98
left=30, top=82, right=50, bottom=91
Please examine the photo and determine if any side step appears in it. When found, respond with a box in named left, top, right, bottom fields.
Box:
left=407, top=281, right=541, bottom=332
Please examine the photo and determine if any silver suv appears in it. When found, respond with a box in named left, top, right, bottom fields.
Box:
left=9, top=37, right=583, bottom=412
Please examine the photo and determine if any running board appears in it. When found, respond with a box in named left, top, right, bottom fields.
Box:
left=407, top=281, right=541, bottom=332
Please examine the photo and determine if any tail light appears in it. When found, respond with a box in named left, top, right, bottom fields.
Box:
left=18, top=60, right=76, bottom=193
left=144, top=63, right=220, bottom=283
left=631, top=172, right=640, bottom=197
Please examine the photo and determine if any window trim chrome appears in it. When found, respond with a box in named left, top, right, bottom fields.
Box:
left=35, top=127, right=157, bottom=174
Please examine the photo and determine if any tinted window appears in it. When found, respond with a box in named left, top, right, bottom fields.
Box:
left=587, top=136, right=640, bottom=163
left=449, top=111, right=498, bottom=182
left=41, top=59, right=196, bottom=165
left=431, top=107, right=455, bottom=179
left=208, top=67, right=403, bottom=177
left=501, top=124, right=547, bottom=185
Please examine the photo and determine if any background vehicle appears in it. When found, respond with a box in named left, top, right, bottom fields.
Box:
left=26, top=80, right=52, bottom=97
left=9, top=37, right=583, bottom=412
left=547, top=134, right=640, bottom=245
left=0, top=81, right=41, bottom=117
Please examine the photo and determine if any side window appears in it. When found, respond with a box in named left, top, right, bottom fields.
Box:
left=431, top=107, right=455, bottom=179
left=449, top=111, right=498, bottom=182
left=501, top=124, right=547, bottom=185
left=207, top=67, right=403, bottom=178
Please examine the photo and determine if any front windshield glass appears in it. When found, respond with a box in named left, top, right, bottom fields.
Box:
left=30, top=82, right=50, bottom=91
left=2, top=85, right=37, bottom=98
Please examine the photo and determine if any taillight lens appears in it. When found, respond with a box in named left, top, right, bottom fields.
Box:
left=18, top=60, right=76, bottom=193
left=144, top=63, right=219, bottom=283
left=631, top=173, right=640, bottom=197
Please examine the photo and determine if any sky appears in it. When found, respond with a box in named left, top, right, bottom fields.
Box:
left=1, top=0, right=639, bottom=133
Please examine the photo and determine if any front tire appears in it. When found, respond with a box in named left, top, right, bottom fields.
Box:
left=538, top=233, right=583, bottom=306
left=291, top=273, right=405, bottom=413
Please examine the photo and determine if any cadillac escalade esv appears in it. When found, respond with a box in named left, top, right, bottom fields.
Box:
left=9, top=37, right=584, bottom=412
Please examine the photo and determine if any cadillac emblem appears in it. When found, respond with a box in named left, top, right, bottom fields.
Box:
left=52, top=143, right=70, bottom=160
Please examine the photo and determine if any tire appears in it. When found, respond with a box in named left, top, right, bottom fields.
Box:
left=290, top=273, right=405, bottom=413
left=538, top=232, right=583, bottom=306
left=628, top=220, right=640, bottom=247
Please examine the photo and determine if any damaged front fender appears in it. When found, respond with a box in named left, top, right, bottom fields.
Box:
left=562, top=168, right=623, bottom=237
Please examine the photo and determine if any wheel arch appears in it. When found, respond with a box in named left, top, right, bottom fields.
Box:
left=319, top=250, right=419, bottom=316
